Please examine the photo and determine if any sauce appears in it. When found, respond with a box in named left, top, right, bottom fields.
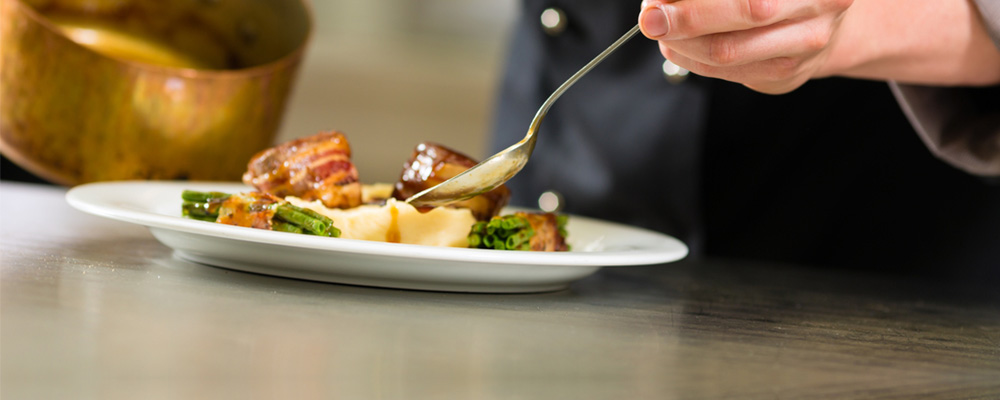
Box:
left=385, top=204, right=401, bottom=243
left=49, top=16, right=221, bottom=69
left=216, top=194, right=277, bottom=230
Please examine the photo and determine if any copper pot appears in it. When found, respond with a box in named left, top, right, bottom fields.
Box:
left=0, top=0, right=311, bottom=185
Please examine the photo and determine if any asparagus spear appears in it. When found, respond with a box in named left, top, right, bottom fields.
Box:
left=468, top=212, right=570, bottom=251
left=181, top=190, right=230, bottom=221
left=273, top=203, right=340, bottom=237
left=468, top=214, right=536, bottom=251
left=181, top=190, right=231, bottom=203
left=181, top=201, right=219, bottom=222
left=271, top=220, right=304, bottom=234
left=180, top=190, right=340, bottom=237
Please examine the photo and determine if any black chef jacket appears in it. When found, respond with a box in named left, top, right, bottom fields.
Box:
left=490, top=1, right=1000, bottom=278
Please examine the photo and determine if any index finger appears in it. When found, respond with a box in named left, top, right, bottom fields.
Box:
left=639, top=0, right=839, bottom=40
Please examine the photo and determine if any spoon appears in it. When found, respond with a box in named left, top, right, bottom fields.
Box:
left=405, top=24, right=642, bottom=208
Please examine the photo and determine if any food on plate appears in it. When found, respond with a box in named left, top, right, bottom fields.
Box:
left=182, top=190, right=340, bottom=237
left=468, top=213, right=569, bottom=251
left=243, top=130, right=362, bottom=209
left=360, top=183, right=394, bottom=204
left=391, top=142, right=510, bottom=221
left=286, top=196, right=475, bottom=247
left=181, top=131, right=568, bottom=251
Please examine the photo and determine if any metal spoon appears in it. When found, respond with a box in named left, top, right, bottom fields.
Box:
left=405, top=24, right=642, bottom=208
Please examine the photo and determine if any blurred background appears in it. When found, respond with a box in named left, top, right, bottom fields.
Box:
left=280, top=0, right=519, bottom=183
left=0, top=0, right=519, bottom=185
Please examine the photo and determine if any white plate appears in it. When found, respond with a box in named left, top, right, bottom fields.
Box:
left=66, top=181, right=688, bottom=293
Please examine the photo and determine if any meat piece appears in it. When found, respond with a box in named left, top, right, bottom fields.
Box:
left=392, top=142, right=510, bottom=221
left=243, top=130, right=362, bottom=209
left=518, top=212, right=570, bottom=252
left=216, top=192, right=281, bottom=230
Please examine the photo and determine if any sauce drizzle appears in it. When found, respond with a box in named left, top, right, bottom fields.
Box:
left=385, top=203, right=401, bottom=243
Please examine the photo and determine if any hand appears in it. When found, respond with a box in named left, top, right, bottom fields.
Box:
left=638, top=0, right=854, bottom=94
left=638, top=0, right=1000, bottom=91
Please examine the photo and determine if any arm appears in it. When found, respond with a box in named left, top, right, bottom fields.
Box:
left=888, top=0, right=1000, bottom=176
left=828, top=0, right=1000, bottom=87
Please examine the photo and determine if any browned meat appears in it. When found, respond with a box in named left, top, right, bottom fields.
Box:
left=392, top=142, right=510, bottom=221
left=518, top=212, right=570, bottom=252
left=216, top=192, right=282, bottom=230
left=243, top=130, right=362, bottom=209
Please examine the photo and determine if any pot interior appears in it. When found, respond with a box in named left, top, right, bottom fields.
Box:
left=22, top=0, right=311, bottom=70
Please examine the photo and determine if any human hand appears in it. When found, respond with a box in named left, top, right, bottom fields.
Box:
left=638, top=0, right=854, bottom=94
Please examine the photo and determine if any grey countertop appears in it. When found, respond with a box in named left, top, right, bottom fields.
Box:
left=2, top=181, right=998, bottom=399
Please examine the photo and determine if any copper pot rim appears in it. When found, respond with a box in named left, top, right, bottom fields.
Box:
left=11, top=0, right=315, bottom=79
left=0, top=136, right=76, bottom=186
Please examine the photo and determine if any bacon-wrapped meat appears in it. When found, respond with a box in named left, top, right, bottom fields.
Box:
left=519, top=212, right=569, bottom=251
left=392, top=142, right=510, bottom=221
left=243, top=130, right=362, bottom=209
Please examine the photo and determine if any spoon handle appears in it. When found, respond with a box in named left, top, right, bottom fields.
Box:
left=527, top=24, right=642, bottom=135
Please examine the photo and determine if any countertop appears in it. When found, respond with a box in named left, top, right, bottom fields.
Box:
left=2, top=181, right=998, bottom=399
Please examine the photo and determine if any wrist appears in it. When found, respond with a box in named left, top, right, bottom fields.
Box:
left=817, top=0, right=1000, bottom=86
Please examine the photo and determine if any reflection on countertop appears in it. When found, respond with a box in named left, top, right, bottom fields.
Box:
left=3, top=181, right=1000, bottom=399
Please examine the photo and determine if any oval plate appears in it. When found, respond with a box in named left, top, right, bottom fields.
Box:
left=66, top=181, right=688, bottom=293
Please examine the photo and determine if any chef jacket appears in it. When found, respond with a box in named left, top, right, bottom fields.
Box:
left=490, top=0, right=1000, bottom=277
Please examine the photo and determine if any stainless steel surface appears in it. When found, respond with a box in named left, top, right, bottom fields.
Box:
left=405, top=25, right=642, bottom=207
left=2, top=181, right=999, bottom=398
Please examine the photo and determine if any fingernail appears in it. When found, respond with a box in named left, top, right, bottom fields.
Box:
left=641, top=6, right=669, bottom=37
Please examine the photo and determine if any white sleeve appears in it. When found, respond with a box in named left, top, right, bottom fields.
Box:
left=889, top=0, right=1000, bottom=177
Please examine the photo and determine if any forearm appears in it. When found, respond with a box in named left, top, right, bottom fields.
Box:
left=825, top=0, right=1000, bottom=86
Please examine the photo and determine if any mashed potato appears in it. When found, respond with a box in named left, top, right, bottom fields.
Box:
left=285, top=196, right=477, bottom=247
